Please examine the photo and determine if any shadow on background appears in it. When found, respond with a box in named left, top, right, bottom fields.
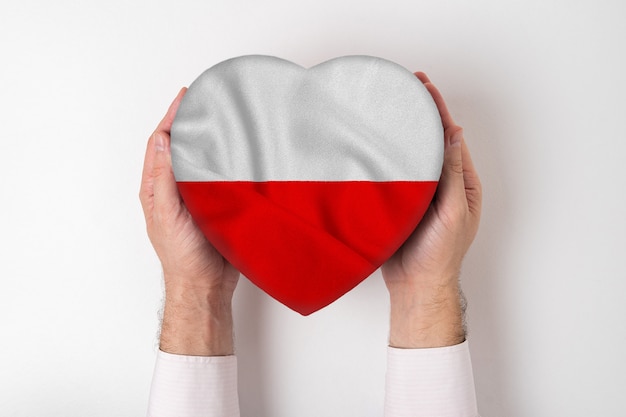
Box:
left=458, top=81, right=521, bottom=416
left=233, top=278, right=271, bottom=417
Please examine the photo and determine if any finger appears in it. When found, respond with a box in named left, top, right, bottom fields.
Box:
left=139, top=132, right=158, bottom=215
left=437, top=127, right=467, bottom=206
left=461, top=137, right=478, bottom=182
left=461, top=138, right=483, bottom=216
left=413, top=72, right=453, bottom=128
left=152, top=131, right=183, bottom=216
left=140, top=88, right=187, bottom=214
left=415, top=71, right=429, bottom=83
left=423, top=82, right=456, bottom=132
left=414, top=71, right=431, bottom=84
left=156, top=87, right=188, bottom=135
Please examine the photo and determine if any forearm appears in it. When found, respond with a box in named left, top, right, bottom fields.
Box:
left=148, top=279, right=240, bottom=417
left=385, top=275, right=478, bottom=417
left=388, top=274, right=466, bottom=348
left=159, top=278, right=235, bottom=356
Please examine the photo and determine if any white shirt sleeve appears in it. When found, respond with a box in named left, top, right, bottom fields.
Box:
left=147, top=341, right=478, bottom=417
left=384, top=340, right=479, bottom=417
left=146, top=350, right=240, bottom=417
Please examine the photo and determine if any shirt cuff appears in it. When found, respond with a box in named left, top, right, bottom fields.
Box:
left=384, top=340, right=479, bottom=417
left=147, top=350, right=240, bottom=417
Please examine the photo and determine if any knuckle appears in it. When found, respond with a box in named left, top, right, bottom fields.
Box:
left=152, top=163, right=172, bottom=180
left=154, top=200, right=179, bottom=224
left=152, top=165, right=165, bottom=178
left=138, top=188, right=147, bottom=205
left=475, top=178, right=483, bottom=196
left=450, top=162, right=464, bottom=175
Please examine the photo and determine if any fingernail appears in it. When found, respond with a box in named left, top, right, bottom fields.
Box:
left=450, top=129, right=463, bottom=146
left=154, top=133, right=165, bottom=152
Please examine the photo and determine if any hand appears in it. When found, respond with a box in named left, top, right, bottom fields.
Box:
left=139, top=88, right=240, bottom=355
left=382, top=72, right=482, bottom=348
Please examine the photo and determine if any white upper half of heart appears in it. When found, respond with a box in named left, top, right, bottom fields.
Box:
left=171, top=55, right=444, bottom=182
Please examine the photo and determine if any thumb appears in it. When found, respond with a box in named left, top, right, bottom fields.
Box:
left=437, top=127, right=466, bottom=202
left=152, top=132, right=182, bottom=211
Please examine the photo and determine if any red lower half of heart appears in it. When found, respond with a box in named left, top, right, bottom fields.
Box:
left=177, top=181, right=438, bottom=315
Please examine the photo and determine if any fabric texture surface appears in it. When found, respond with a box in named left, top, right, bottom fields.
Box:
left=146, top=341, right=479, bottom=417
left=171, top=55, right=443, bottom=315
left=385, top=341, right=479, bottom=416
left=147, top=351, right=239, bottom=417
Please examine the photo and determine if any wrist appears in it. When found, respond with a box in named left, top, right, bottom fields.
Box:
left=159, top=283, right=235, bottom=356
left=388, top=278, right=466, bottom=348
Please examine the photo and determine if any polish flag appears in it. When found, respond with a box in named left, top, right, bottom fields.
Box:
left=171, top=55, right=443, bottom=315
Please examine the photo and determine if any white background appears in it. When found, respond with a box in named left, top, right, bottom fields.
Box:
left=1, top=0, right=625, bottom=416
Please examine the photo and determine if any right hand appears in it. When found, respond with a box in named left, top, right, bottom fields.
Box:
left=139, top=87, right=240, bottom=296
left=139, top=88, right=240, bottom=355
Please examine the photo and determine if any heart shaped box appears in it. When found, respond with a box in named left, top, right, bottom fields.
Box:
left=171, top=55, right=443, bottom=315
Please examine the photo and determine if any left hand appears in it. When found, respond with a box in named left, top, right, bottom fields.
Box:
left=381, top=72, right=482, bottom=348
